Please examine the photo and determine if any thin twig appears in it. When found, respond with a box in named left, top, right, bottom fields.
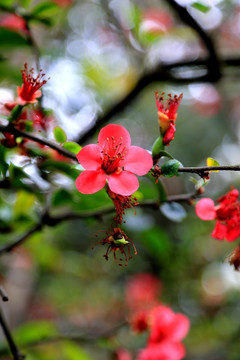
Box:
left=0, top=309, right=25, bottom=360
left=0, top=224, right=42, bottom=255
left=0, top=287, right=8, bottom=302
left=0, top=123, right=77, bottom=160
left=178, top=165, right=240, bottom=176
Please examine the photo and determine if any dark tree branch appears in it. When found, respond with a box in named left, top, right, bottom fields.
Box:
left=0, top=309, right=25, bottom=360
left=178, top=165, right=240, bottom=177
left=0, top=224, right=42, bottom=255
left=0, top=287, right=8, bottom=302
left=0, top=123, right=77, bottom=160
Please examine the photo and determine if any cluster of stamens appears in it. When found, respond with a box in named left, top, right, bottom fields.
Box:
left=20, top=63, right=48, bottom=98
left=94, top=228, right=137, bottom=266
left=155, top=91, right=183, bottom=120
left=100, top=136, right=127, bottom=174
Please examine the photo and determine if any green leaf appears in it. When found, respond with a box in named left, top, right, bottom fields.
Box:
left=14, top=191, right=35, bottom=218
left=61, top=341, right=94, bottom=360
left=14, top=321, right=58, bottom=347
left=157, top=179, right=167, bottom=202
left=0, top=145, right=8, bottom=177
left=140, top=227, right=171, bottom=263
left=191, top=2, right=211, bottom=13
left=0, top=28, right=29, bottom=48
left=160, top=202, right=187, bottom=222
left=8, top=105, right=23, bottom=122
left=31, top=1, right=60, bottom=18
left=152, top=136, right=164, bottom=160
left=63, top=141, right=81, bottom=155
left=207, top=157, right=220, bottom=172
left=8, top=163, right=29, bottom=188
left=161, top=159, right=181, bottom=177
left=54, top=126, right=67, bottom=144
left=19, top=0, right=32, bottom=8
left=52, top=189, right=73, bottom=206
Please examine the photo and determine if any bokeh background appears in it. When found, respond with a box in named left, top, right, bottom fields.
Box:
left=0, top=0, right=240, bottom=359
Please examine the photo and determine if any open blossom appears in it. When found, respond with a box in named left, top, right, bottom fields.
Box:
left=195, top=188, right=240, bottom=241
left=76, top=124, right=153, bottom=196
left=17, top=63, right=48, bottom=105
left=155, top=92, right=183, bottom=146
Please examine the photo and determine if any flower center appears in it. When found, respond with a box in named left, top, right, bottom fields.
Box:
left=101, top=136, right=127, bottom=175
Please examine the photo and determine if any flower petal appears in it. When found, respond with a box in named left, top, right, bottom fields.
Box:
left=195, top=198, right=216, bottom=220
left=212, top=221, right=227, bottom=240
left=77, top=144, right=102, bottom=170
left=75, top=170, right=106, bottom=194
left=122, top=146, right=153, bottom=176
left=98, top=124, right=131, bottom=148
left=169, top=314, right=190, bottom=341
left=108, top=171, right=139, bottom=196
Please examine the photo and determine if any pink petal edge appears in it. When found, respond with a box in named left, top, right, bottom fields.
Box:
left=122, top=146, right=153, bottom=176
left=98, top=124, right=131, bottom=148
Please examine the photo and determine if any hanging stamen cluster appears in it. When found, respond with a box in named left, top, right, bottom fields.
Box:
left=107, top=188, right=139, bottom=225
left=94, top=228, right=137, bottom=266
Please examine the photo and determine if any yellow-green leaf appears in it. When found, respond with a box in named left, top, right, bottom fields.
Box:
left=207, top=157, right=220, bottom=172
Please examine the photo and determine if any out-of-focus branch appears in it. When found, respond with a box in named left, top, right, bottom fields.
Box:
left=0, top=224, right=42, bottom=255
left=166, top=0, right=221, bottom=82
left=0, top=123, right=77, bottom=160
left=0, top=287, right=8, bottom=302
left=0, top=190, right=205, bottom=256
left=0, top=309, right=25, bottom=360
left=77, top=54, right=240, bottom=144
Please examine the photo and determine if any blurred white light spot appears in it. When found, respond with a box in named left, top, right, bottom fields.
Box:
left=189, top=6, right=222, bottom=30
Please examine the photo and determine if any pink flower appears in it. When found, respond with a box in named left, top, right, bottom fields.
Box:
left=76, top=124, right=153, bottom=196
left=137, top=341, right=186, bottom=360
left=195, top=188, right=240, bottom=241
left=148, top=305, right=190, bottom=345
left=17, top=63, right=48, bottom=105
left=155, top=92, right=183, bottom=146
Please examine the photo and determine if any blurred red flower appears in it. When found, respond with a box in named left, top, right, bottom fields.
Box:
left=137, top=341, right=186, bottom=360
left=195, top=188, right=240, bottom=241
